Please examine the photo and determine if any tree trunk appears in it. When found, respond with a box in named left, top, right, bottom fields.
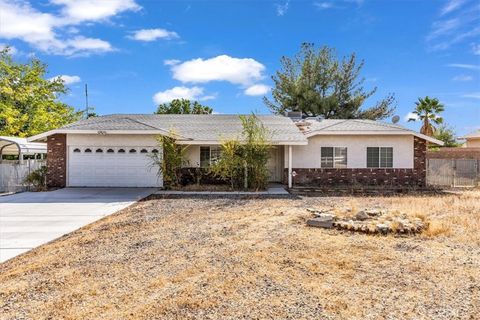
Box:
left=244, top=160, right=248, bottom=190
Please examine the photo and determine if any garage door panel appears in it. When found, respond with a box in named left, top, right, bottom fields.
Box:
left=68, top=146, right=162, bottom=187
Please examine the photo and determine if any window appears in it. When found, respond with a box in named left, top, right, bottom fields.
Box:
left=367, top=147, right=393, bottom=168
left=95, top=148, right=103, bottom=153
left=118, top=149, right=125, bottom=153
left=73, top=148, right=81, bottom=153
left=129, top=149, right=137, bottom=153
left=151, top=149, right=159, bottom=154
left=200, top=146, right=222, bottom=167
left=140, top=149, right=148, bottom=153
left=107, top=148, right=114, bottom=153
left=84, top=148, right=92, bottom=153
left=321, top=147, right=347, bottom=168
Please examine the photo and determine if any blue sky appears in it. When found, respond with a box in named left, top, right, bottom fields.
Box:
left=0, top=0, right=479, bottom=135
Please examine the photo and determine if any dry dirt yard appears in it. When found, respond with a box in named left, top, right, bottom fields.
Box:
left=1, top=191, right=479, bottom=319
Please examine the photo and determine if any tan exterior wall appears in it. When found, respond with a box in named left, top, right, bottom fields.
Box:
left=285, top=135, right=414, bottom=169
left=466, top=138, right=480, bottom=148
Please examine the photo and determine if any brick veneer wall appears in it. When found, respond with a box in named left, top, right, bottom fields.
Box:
left=46, top=134, right=67, bottom=188
left=286, top=136, right=427, bottom=187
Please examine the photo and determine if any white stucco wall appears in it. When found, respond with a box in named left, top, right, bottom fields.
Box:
left=286, top=135, right=414, bottom=169
left=67, top=134, right=158, bottom=147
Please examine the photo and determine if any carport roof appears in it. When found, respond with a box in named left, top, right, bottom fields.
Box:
left=0, top=136, right=47, bottom=155
left=27, top=114, right=309, bottom=145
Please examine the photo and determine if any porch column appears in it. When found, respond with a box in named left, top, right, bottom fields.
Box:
left=288, top=145, right=292, bottom=188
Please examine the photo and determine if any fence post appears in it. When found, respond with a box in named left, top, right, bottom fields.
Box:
left=452, top=159, right=456, bottom=188
left=475, top=160, right=480, bottom=187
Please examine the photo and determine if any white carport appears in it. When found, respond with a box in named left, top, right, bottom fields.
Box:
left=0, top=136, right=47, bottom=162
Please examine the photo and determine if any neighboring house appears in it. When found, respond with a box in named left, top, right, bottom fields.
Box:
left=28, top=114, right=443, bottom=189
left=459, top=130, right=480, bottom=148
left=426, top=129, right=480, bottom=161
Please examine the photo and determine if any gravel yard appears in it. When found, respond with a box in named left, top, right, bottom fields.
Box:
left=1, top=191, right=479, bottom=319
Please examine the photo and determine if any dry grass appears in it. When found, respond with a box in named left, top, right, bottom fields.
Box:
left=1, top=190, right=479, bottom=319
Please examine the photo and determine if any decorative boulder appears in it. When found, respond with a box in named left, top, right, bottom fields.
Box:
left=307, top=216, right=334, bottom=229
left=355, top=210, right=369, bottom=221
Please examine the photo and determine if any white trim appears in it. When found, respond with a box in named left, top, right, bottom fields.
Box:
left=305, top=130, right=444, bottom=145
left=177, top=140, right=307, bottom=145
left=27, top=129, right=172, bottom=142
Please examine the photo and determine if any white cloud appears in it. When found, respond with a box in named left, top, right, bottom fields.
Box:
left=128, top=28, right=179, bottom=42
left=440, top=0, right=466, bottom=16
left=462, top=92, right=480, bottom=99
left=276, top=1, right=290, bottom=16
left=0, top=43, right=17, bottom=55
left=153, top=86, right=215, bottom=104
left=244, top=84, right=270, bottom=96
left=0, top=1, right=56, bottom=44
left=427, top=1, right=480, bottom=51
left=0, top=0, right=139, bottom=56
left=171, top=55, right=266, bottom=86
left=452, top=74, right=473, bottom=81
left=404, top=112, right=419, bottom=122
left=314, top=2, right=335, bottom=9
left=51, top=0, right=141, bottom=24
left=50, top=75, right=81, bottom=85
left=447, top=63, right=480, bottom=70
left=164, top=59, right=181, bottom=66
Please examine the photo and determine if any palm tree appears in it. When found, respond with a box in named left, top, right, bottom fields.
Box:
left=408, top=96, right=444, bottom=136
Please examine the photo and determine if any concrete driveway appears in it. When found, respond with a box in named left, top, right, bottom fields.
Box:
left=0, top=188, right=155, bottom=263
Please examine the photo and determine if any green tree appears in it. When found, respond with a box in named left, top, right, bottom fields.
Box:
left=155, top=99, right=213, bottom=114
left=211, top=114, right=271, bottom=190
left=433, top=124, right=459, bottom=147
left=0, top=47, right=81, bottom=137
left=264, top=43, right=395, bottom=120
left=150, top=130, right=190, bottom=189
left=408, top=96, right=444, bottom=137
left=208, top=139, right=243, bottom=189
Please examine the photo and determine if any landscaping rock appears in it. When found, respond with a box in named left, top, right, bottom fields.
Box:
left=313, top=213, right=335, bottom=220
left=306, top=206, right=427, bottom=235
left=355, top=210, right=369, bottom=221
left=376, top=223, right=390, bottom=234
left=365, top=209, right=381, bottom=217
left=307, top=217, right=334, bottom=229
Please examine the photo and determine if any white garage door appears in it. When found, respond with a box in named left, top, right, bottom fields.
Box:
left=68, top=146, right=162, bottom=187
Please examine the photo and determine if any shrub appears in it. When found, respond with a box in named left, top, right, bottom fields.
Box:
left=150, top=130, right=190, bottom=189
left=23, top=166, right=47, bottom=191
left=210, top=114, right=271, bottom=190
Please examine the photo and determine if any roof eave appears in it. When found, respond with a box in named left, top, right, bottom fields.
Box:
left=27, top=129, right=171, bottom=142
left=177, top=140, right=308, bottom=145
left=305, top=130, right=445, bottom=146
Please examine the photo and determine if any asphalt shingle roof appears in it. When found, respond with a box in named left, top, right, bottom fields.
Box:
left=303, top=119, right=415, bottom=133
left=61, top=114, right=307, bottom=143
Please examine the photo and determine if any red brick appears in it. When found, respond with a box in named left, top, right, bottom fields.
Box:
left=286, top=137, right=427, bottom=187
left=47, top=134, right=66, bottom=188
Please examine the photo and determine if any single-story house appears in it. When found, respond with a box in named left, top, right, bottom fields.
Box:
left=28, top=114, right=443, bottom=189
